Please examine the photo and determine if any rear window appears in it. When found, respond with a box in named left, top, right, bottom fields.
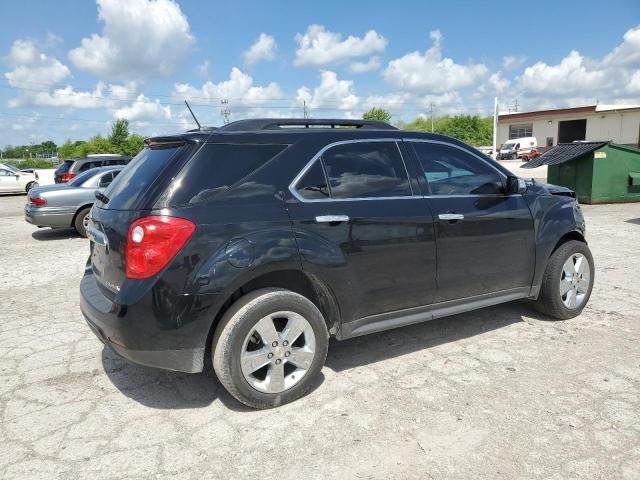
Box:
left=55, top=160, right=73, bottom=174
left=169, top=143, right=287, bottom=206
left=102, top=145, right=184, bottom=210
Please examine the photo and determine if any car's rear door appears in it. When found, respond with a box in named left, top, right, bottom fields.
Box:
left=287, top=139, right=437, bottom=330
left=407, top=140, right=535, bottom=302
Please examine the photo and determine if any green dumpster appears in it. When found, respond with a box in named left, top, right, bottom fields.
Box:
left=523, top=142, right=640, bottom=204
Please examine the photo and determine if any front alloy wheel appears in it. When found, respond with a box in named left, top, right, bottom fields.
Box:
left=560, top=253, right=591, bottom=309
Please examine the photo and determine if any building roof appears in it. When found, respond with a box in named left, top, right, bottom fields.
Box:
left=499, top=104, right=640, bottom=122
left=523, top=142, right=608, bottom=168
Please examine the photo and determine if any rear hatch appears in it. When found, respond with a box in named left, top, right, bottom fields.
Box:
left=54, top=160, right=73, bottom=182
left=88, top=142, right=194, bottom=297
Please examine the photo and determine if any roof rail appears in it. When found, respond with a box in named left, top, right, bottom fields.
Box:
left=218, top=118, right=397, bottom=132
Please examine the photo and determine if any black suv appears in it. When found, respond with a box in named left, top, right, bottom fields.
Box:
left=81, top=119, right=594, bottom=408
left=55, top=154, right=131, bottom=183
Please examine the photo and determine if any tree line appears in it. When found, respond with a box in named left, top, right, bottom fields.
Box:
left=363, top=107, right=493, bottom=146
left=1, top=119, right=145, bottom=165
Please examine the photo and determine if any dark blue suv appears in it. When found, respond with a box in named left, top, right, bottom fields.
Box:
left=81, top=119, right=594, bottom=408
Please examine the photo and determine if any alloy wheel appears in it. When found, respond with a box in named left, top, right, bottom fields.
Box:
left=560, top=253, right=590, bottom=309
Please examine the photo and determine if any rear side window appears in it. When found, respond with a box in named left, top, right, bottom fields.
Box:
left=295, top=161, right=330, bottom=200
left=103, top=145, right=184, bottom=210
left=78, top=161, right=102, bottom=173
left=321, top=142, right=411, bottom=199
left=170, top=143, right=287, bottom=206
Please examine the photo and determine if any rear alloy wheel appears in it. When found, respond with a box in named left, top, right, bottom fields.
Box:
left=212, top=288, right=328, bottom=409
left=534, top=240, right=594, bottom=319
left=74, top=207, right=91, bottom=238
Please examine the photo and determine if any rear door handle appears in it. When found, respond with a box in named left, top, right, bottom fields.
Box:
left=438, top=213, right=465, bottom=221
left=315, top=215, right=350, bottom=223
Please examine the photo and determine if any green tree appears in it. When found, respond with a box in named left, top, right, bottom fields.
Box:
left=123, top=133, right=145, bottom=157
left=363, top=107, right=392, bottom=123
left=404, top=115, right=493, bottom=146
left=109, top=118, right=130, bottom=151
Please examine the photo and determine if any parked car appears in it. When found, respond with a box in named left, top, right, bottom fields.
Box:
left=25, top=166, right=123, bottom=237
left=498, top=137, right=538, bottom=159
left=80, top=118, right=594, bottom=409
left=520, top=149, right=542, bottom=162
left=54, top=154, right=130, bottom=183
left=0, top=163, right=38, bottom=193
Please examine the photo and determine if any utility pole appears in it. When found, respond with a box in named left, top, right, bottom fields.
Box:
left=513, top=98, right=520, bottom=113
left=429, top=102, right=435, bottom=132
left=220, top=99, right=231, bottom=125
left=492, top=97, right=498, bottom=160
left=303, top=100, right=309, bottom=119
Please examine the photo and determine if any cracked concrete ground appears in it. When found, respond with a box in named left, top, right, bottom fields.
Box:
left=1, top=193, right=639, bottom=480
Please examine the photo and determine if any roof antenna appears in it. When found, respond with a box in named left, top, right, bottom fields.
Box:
left=184, top=100, right=201, bottom=130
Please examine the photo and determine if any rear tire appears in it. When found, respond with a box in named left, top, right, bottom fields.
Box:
left=534, top=240, right=594, bottom=320
left=74, top=207, right=91, bottom=238
left=212, top=288, right=329, bottom=409
left=25, top=182, right=37, bottom=193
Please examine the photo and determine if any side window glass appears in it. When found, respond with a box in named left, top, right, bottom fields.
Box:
left=0, top=169, right=12, bottom=176
left=98, top=172, right=114, bottom=187
left=295, top=161, right=330, bottom=200
left=412, top=143, right=503, bottom=196
left=322, top=142, right=411, bottom=199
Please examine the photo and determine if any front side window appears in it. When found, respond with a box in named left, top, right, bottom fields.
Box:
left=320, top=142, right=411, bottom=199
left=412, top=142, right=503, bottom=196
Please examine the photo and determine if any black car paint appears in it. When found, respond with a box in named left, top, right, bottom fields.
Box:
left=81, top=127, right=585, bottom=373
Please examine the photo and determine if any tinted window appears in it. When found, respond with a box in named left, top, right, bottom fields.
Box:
left=55, top=160, right=73, bottom=175
left=170, top=143, right=287, bottom=206
left=103, top=145, right=183, bottom=210
left=295, top=161, right=330, bottom=200
left=69, top=169, right=102, bottom=186
left=321, top=142, right=411, bottom=199
left=78, top=161, right=102, bottom=173
left=412, top=142, right=503, bottom=196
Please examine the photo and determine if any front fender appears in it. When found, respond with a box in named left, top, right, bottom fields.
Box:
left=525, top=191, right=585, bottom=292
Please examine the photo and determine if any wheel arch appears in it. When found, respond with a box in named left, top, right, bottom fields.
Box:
left=203, top=268, right=341, bottom=366
left=70, top=203, right=93, bottom=227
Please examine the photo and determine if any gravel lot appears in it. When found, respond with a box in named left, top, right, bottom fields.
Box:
left=1, top=192, right=639, bottom=480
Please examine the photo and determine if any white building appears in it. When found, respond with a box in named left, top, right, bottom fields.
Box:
left=498, top=104, right=640, bottom=149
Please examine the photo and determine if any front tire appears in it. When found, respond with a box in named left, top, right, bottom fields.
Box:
left=534, top=240, right=594, bottom=320
left=74, top=207, right=91, bottom=238
left=212, top=288, right=329, bottom=409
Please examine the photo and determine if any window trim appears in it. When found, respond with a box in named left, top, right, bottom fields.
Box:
left=289, top=138, right=420, bottom=203
left=406, top=139, right=509, bottom=198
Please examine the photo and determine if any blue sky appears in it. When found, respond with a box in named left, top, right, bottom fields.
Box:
left=1, top=0, right=639, bottom=147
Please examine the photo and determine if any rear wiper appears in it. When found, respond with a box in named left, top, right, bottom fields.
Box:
left=95, top=191, right=110, bottom=204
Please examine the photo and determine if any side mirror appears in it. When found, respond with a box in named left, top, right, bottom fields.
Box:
left=505, top=175, right=527, bottom=195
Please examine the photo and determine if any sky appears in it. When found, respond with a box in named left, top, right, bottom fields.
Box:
left=1, top=0, right=639, bottom=147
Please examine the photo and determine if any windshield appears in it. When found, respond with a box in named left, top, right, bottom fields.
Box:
left=55, top=160, right=73, bottom=174
left=68, top=168, right=102, bottom=186
left=502, top=143, right=516, bottom=150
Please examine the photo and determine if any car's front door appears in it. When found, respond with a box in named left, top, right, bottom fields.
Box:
left=0, top=169, right=18, bottom=192
left=408, top=140, right=535, bottom=302
left=287, top=139, right=437, bottom=328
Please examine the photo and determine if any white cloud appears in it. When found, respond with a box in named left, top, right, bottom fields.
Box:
left=628, top=71, right=640, bottom=94
left=243, top=33, right=277, bottom=66
left=112, top=94, right=172, bottom=127
left=197, top=60, right=210, bottom=77
left=69, top=0, right=195, bottom=80
left=294, top=24, right=387, bottom=67
left=173, top=67, right=284, bottom=122
left=477, top=72, right=510, bottom=96
left=349, top=56, right=382, bottom=73
left=5, top=39, right=70, bottom=88
left=384, top=30, right=488, bottom=94
left=518, top=50, right=611, bottom=97
left=602, top=25, right=640, bottom=68
left=296, top=70, right=360, bottom=110
left=502, top=55, right=526, bottom=71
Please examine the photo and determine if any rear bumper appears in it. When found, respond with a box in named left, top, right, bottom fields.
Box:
left=24, top=204, right=75, bottom=228
left=80, top=269, right=221, bottom=373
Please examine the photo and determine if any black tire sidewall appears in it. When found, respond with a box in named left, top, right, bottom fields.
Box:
left=213, top=289, right=328, bottom=408
left=74, top=207, right=91, bottom=237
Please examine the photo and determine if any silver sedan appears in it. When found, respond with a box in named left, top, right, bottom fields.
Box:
left=24, top=166, right=123, bottom=237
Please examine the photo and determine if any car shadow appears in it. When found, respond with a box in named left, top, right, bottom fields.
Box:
left=625, top=217, right=640, bottom=226
left=31, top=228, right=82, bottom=241
left=101, top=301, right=536, bottom=410
left=325, top=301, right=532, bottom=372
left=101, top=345, right=325, bottom=412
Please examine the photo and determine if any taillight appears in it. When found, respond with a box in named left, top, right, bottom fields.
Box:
left=30, top=196, right=46, bottom=207
left=125, top=216, right=196, bottom=279
left=35, top=172, right=39, bottom=180
left=61, top=173, right=76, bottom=182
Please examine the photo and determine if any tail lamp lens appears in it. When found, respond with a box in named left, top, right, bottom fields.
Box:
left=30, top=196, right=46, bottom=207
left=61, top=173, right=76, bottom=182
left=125, top=216, right=196, bottom=279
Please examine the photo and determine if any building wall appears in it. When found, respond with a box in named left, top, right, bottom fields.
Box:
left=498, top=110, right=640, bottom=147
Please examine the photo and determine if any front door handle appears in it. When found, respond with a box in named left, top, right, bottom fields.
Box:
left=438, top=213, right=465, bottom=221
left=315, top=215, right=350, bottom=223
